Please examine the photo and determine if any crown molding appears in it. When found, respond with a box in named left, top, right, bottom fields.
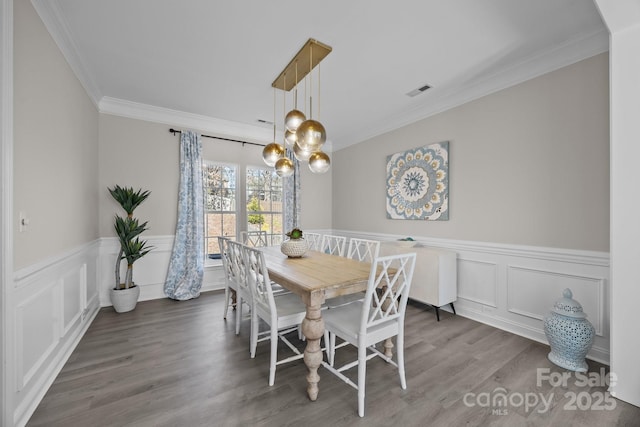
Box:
left=98, top=96, right=335, bottom=152
left=338, top=28, right=610, bottom=149
left=99, top=97, right=277, bottom=144
left=31, top=0, right=102, bottom=107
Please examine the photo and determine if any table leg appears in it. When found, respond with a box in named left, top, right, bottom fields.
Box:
left=301, top=302, right=324, bottom=401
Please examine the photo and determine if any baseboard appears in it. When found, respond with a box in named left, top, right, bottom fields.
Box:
left=454, top=304, right=610, bottom=365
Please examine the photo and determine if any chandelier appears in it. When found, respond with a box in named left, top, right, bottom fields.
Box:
left=262, top=39, right=332, bottom=176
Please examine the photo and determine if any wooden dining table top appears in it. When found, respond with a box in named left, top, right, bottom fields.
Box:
left=260, top=246, right=372, bottom=306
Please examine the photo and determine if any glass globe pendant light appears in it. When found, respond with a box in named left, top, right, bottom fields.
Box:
left=284, top=62, right=306, bottom=133
left=285, top=110, right=306, bottom=133
left=275, top=157, right=294, bottom=177
left=295, top=44, right=327, bottom=153
left=308, top=150, right=330, bottom=174
left=262, top=88, right=285, bottom=167
left=274, top=80, right=295, bottom=177
left=267, top=39, right=332, bottom=177
left=284, top=129, right=298, bottom=147
left=293, top=141, right=313, bottom=161
left=262, top=142, right=284, bottom=167
left=296, top=119, right=326, bottom=152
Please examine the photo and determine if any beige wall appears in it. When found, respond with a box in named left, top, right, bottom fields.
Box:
left=333, top=53, right=610, bottom=252
left=98, top=114, right=333, bottom=238
left=13, top=0, right=99, bottom=270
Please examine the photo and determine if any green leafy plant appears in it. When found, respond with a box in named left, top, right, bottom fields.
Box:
left=109, top=185, right=150, bottom=217
left=247, top=196, right=265, bottom=228
left=109, top=186, right=152, bottom=289
left=286, top=228, right=304, bottom=240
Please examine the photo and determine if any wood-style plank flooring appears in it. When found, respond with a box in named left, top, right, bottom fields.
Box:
left=28, top=291, right=640, bottom=427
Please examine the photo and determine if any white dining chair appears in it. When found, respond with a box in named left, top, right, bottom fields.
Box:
left=320, top=234, right=346, bottom=256
left=218, top=236, right=236, bottom=320
left=243, top=245, right=307, bottom=386
left=226, top=240, right=252, bottom=336
left=323, top=252, right=416, bottom=417
left=347, top=238, right=380, bottom=262
left=304, top=232, right=322, bottom=251
left=325, top=238, right=381, bottom=309
left=241, top=230, right=268, bottom=247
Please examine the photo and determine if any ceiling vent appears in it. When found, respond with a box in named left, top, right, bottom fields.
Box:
left=406, top=84, right=432, bottom=97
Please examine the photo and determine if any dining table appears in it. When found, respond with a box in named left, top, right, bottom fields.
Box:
left=261, top=245, right=393, bottom=401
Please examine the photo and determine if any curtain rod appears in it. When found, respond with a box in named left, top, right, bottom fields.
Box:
left=169, top=128, right=266, bottom=147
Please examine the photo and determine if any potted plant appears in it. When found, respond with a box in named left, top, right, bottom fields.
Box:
left=108, top=185, right=152, bottom=313
left=280, top=228, right=308, bottom=258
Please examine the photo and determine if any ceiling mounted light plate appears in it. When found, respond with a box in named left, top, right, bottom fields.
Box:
left=272, top=39, right=332, bottom=91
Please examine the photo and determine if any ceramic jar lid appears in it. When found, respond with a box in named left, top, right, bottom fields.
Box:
left=551, top=288, right=587, bottom=319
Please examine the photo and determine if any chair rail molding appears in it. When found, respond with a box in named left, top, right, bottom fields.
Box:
left=335, top=229, right=610, bottom=364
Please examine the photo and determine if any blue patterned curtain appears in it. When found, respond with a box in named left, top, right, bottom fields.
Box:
left=164, top=130, right=204, bottom=300
left=283, top=148, right=301, bottom=232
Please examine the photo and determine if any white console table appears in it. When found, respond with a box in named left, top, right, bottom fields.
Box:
left=379, top=242, right=457, bottom=321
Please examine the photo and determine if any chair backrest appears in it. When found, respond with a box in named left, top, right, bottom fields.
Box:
left=243, top=246, right=277, bottom=320
left=218, top=236, right=233, bottom=284
left=241, top=230, right=268, bottom=248
left=227, top=240, right=248, bottom=295
left=360, top=253, right=416, bottom=335
left=304, top=232, right=322, bottom=251
left=320, top=234, right=347, bottom=256
left=269, top=234, right=284, bottom=246
left=347, top=238, right=380, bottom=263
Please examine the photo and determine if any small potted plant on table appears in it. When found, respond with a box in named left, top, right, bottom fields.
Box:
left=108, top=185, right=152, bottom=313
left=280, top=228, right=308, bottom=258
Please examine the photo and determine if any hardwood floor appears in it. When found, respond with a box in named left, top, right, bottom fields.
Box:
left=28, top=291, right=639, bottom=427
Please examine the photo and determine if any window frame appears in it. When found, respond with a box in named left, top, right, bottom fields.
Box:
left=203, top=161, right=239, bottom=264
left=202, top=161, right=285, bottom=266
left=245, top=164, right=285, bottom=246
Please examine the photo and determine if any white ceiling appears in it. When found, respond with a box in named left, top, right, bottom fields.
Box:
left=33, top=0, right=608, bottom=151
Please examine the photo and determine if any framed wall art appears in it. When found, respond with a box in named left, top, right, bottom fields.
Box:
left=386, top=141, right=449, bottom=220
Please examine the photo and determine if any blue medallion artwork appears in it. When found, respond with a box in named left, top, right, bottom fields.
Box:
left=386, top=141, right=449, bottom=220
left=164, top=130, right=205, bottom=300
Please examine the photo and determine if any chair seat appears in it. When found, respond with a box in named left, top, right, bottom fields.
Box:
left=324, top=301, right=401, bottom=346
left=272, top=292, right=308, bottom=320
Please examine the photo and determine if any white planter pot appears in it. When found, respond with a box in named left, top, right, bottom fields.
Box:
left=110, top=285, right=140, bottom=313
left=280, top=239, right=308, bottom=258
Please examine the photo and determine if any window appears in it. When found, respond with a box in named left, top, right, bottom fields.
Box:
left=203, top=162, right=285, bottom=261
left=246, top=167, right=284, bottom=246
left=204, top=162, right=237, bottom=259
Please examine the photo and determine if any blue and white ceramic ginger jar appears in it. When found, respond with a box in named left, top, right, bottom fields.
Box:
left=543, top=288, right=595, bottom=372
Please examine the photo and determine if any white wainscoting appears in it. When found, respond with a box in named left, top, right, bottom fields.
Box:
left=337, top=230, right=610, bottom=365
left=11, top=240, right=100, bottom=427
left=98, top=236, right=225, bottom=307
